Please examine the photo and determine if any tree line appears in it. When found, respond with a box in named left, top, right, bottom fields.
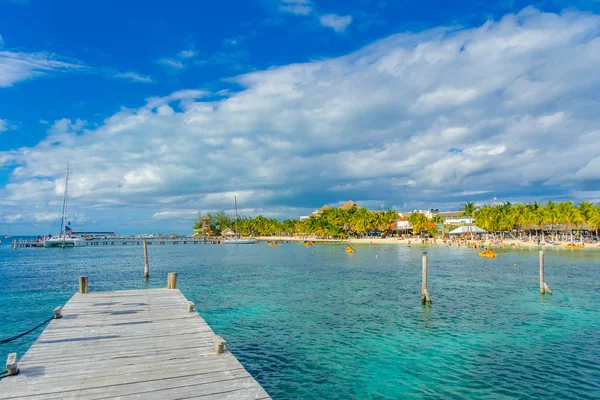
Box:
left=193, top=208, right=399, bottom=238
left=464, top=200, right=600, bottom=240
left=193, top=200, right=600, bottom=238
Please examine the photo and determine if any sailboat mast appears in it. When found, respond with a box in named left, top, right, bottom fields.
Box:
left=234, top=195, right=239, bottom=237
left=61, top=163, right=69, bottom=247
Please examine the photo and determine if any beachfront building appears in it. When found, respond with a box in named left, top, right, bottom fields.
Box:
left=400, top=209, right=473, bottom=225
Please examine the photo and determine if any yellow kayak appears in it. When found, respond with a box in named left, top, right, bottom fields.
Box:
left=345, top=246, right=355, bottom=253
left=268, top=242, right=280, bottom=247
left=304, top=241, right=313, bottom=247
left=564, top=244, right=584, bottom=249
left=479, top=251, right=497, bottom=258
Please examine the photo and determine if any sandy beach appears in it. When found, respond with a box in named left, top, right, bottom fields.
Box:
left=256, top=236, right=600, bottom=249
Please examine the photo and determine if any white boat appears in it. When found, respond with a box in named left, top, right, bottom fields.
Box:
left=44, top=163, right=86, bottom=248
left=43, top=235, right=86, bottom=248
left=4, top=223, right=11, bottom=238
left=222, top=196, right=256, bottom=245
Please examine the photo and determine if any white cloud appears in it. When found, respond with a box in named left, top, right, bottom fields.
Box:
left=114, top=71, right=154, bottom=83
left=157, top=58, right=185, bottom=69
left=2, top=8, right=600, bottom=232
left=279, top=0, right=312, bottom=15
left=319, top=13, right=353, bottom=32
left=152, top=210, right=200, bottom=220
left=178, top=50, right=197, bottom=59
left=0, top=50, right=83, bottom=87
left=157, top=49, right=199, bottom=70
left=0, top=119, right=9, bottom=132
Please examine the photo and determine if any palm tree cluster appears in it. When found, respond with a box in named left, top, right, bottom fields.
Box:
left=193, top=207, right=399, bottom=238
left=471, top=201, right=600, bottom=240
left=192, top=200, right=600, bottom=240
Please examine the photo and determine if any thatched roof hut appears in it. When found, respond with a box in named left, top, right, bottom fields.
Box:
left=522, top=223, right=594, bottom=232
left=221, top=228, right=236, bottom=236
left=339, top=200, right=360, bottom=210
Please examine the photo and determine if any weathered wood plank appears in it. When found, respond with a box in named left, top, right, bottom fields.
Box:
left=0, top=289, right=270, bottom=400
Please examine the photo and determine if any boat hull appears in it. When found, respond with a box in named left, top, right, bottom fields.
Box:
left=44, top=237, right=86, bottom=248
left=478, top=252, right=497, bottom=258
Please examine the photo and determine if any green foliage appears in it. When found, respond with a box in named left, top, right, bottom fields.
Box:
left=408, top=213, right=431, bottom=236
left=193, top=201, right=600, bottom=238
left=473, top=201, right=600, bottom=236
left=192, top=207, right=400, bottom=238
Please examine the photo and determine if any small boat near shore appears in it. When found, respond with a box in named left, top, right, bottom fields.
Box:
left=564, top=243, right=584, bottom=249
left=479, top=249, right=497, bottom=258
left=346, top=245, right=355, bottom=253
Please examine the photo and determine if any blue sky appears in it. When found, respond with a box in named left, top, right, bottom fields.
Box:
left=1, top=0, right=600, bottom=234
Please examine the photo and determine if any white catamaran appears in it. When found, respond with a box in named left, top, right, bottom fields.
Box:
left=44, top=163, right=86, bottom=248
left=222, top=196, right=257, bottom=244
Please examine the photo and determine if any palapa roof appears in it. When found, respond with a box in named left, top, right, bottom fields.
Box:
left=522, top=223, right=594, bottom=231
left=221, top=228, right=236, bottom=236
left=318, top=205, right=330, bottom=212
left=339, top=200, right=360, bottom=210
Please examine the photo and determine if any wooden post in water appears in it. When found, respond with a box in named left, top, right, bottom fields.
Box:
left=540, top=251, right=552, bottom=295
left=78, top=276, right=89, bottom=294
left=167, top=272, right=177, bottom=289
left=143, top=240, right=149, bottom=279
left=421, top=252, right=432, bottom=305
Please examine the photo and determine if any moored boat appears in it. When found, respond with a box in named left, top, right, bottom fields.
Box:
left=221, top=196, right=257, bottom=245
left=44, top=163, right=86, bottom=248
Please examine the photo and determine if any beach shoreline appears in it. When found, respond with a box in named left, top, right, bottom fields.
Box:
left=256, top=236, right=600, bottom=249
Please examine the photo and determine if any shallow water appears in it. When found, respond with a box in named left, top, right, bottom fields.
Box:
left=1, top=240, right=599, bottom=399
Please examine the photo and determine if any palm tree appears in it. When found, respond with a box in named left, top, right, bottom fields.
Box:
left=578, top=201, right=595, bottom=223
left=460, top=201, right=478, bottom=240
left=511, top=203, right=531, bottom=240
left=527, top=201, right=544, bottom=241
left=408, top=213, right=430, bottom=237
left=589, top=206, right=600, bottom=237
left=431, top=215, right=445, bottom=237
left=544, top=201, right=561, bottom=241
left=563, top=205, right=583, bottom=242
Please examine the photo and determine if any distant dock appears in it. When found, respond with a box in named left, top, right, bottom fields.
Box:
left=0, top=278, right=271, bottom=399
left=10, top=237, right=224, bottom=248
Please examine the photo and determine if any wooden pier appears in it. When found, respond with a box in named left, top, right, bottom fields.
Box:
left=11, top=237, right=223, bottom=248
left=0, top=281, right=270, bottom=399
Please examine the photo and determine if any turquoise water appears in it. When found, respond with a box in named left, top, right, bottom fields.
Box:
left=1, top=240, right=599, bottom=399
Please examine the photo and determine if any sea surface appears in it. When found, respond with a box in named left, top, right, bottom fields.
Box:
left=1, top=238, right=599, bottom=399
